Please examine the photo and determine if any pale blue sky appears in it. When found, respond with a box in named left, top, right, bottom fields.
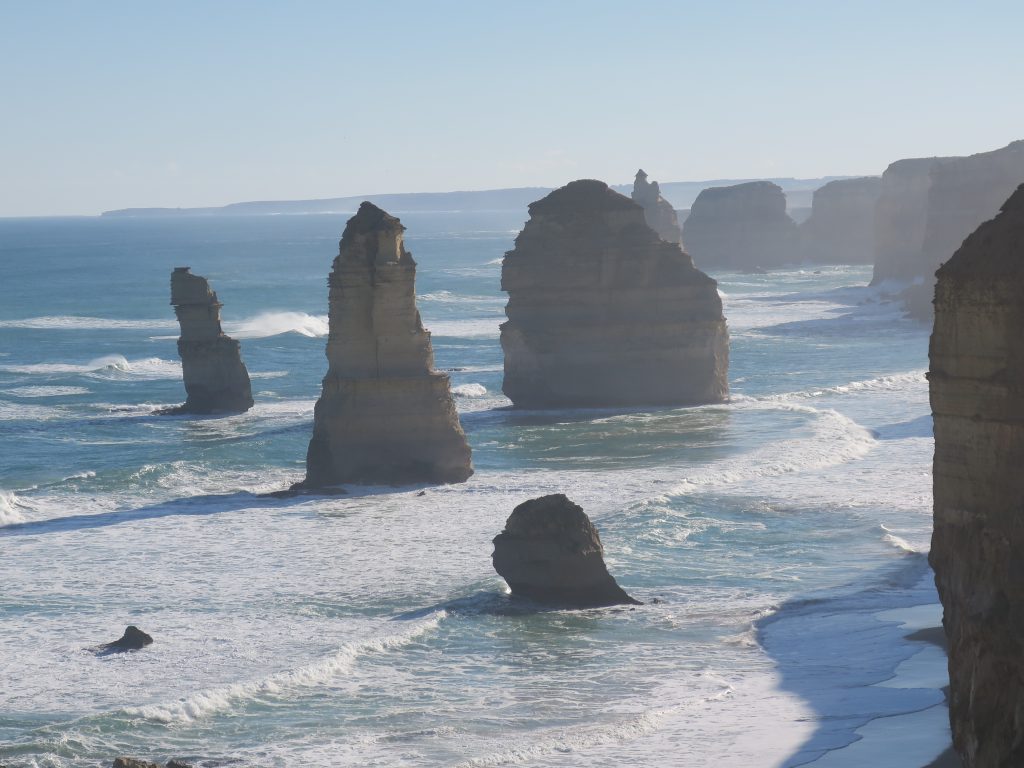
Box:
left=1, top=0, right=1021, bottom=216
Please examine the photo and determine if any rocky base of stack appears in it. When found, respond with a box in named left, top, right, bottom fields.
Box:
left=304, top=374, right=473, bottom=486
left=162, top=337, right=254, bottom=415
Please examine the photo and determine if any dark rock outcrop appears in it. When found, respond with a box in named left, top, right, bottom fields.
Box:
left=681, top=181, right=799, bottom=270
left=301, top=203, right=473, bottom=487
left=929, top=184, right=1024, bottom=767
left=99, top=625, right=153, bottom=654
left=631, top=169, right=683, bottom=244
left=112, top=759, right=194, bottom=768
left=500, top=179, right=729, bottom=408
left=799, top=177, right=881, bottom=264
left=492, top=494, right=639, bottom=607
left=164, top=268, right=253, bottom=415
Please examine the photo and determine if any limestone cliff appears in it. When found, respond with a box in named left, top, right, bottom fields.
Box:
left=799, top=176, right=881, bottom=264
left=492, top=494, right=640, bottom=607
left=929, top=184, right=1024, bottom=767
left=302, top=202, right=472, bottom=486
left=166, top=267, right=253, bottom=415
left=500, top=179, right=729, bottom=408
left=870, top=157, right=944, bottom=285
left=681, top=181, right=798, bottom=270
left=631, top=169, right=683, bottom=244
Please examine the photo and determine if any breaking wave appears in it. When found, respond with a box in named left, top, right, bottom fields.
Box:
left=0, top=355, right=181, bottom=380
left=226, top=312, right=329, bottom=339
left=0, top=491, right=27, bottom=525
left=0, top=315, right=175, bottom=330
left=452, top=383, right=487, bottom=398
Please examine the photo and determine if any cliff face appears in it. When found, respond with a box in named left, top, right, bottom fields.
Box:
left=799, top=177, right=881, bottom=264
left=870, top=157, right=943, bottom=285
left=500, top=179, right=729, bottom=409
left=631, top=169, right=683, bottom=244
left=681, top=181, right=798, bottom=270
left=303, top=202, right=472, bottom=486
left=167, top=267, right=253, bottom=414
left=929, top=184, right=1024, bottom=767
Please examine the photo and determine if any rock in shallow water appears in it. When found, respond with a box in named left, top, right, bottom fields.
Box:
left=929, top=183, right=1024, bottom=767
left=99, top=625, right=153, bottom=654
left=492, top=494, right=640, bottom=607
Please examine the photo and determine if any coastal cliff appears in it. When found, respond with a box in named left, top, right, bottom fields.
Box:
left=631, top=169, right=683, bottom=244
left=799, top=176, right=880, bottom=264
left=929, top=184, right=1024, bottom=766
left=302, top=202, right=472, bottom=486
left=500, top=179, right=729, bottom=408
left=682, top=180, right=798, bottom=270
left=165, top=267, right=253, bottom=415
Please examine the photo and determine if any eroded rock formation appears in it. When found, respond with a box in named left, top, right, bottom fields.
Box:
left=500, top=179, right=728, bottom=408
left=492, top=494, right=640, bottom=607
left=799, top=176, right=881, bottom=264
left=929, top=184, right=1024, bottom=767
left=97, top=625, right=153, bottom=655
left=302, top=202, right=472, bottom=486
left=166, top=268, right=253, bottom=415
left=631, top=169, right=683, bottom=244
left=681, top=180, right=798, bottom=271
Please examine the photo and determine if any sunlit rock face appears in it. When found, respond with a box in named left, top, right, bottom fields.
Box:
left=302, top=202, right=473, bottom=486
left=492, top=494, right=640, bottom=607
left=500, top=179, right=729, bottom=408
left=681, top=181, right=798, bottom=270
left=799, top=177, right=881, bottom=264
left=167, top=267, right=253, bottom=414
left=631, top=169, right=683, bottom=244
left=929, top=184, right=1024, bottom=767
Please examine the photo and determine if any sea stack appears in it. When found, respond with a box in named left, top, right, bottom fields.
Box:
left=302, top=202, right=472, bottom=486
left=929, top=184, right=1024, bottom=766
left=631, top=169, right=683, bottom=244
left=492, top=494, right=639, bottom=607
left=799, top=176, right=881, bottom=264
left=682, top=180, right=799, bottom=271
left=167, top=268, right=253, bottom=414
left=500, top=179, right=728, bottom=408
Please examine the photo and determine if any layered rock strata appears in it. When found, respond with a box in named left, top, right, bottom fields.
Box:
left=929, top=184, right=1024, bottom=767
left=870, top=157, right=945, bottom=285
left=631, top=169, right=683, bottom=244
left=492, top=494, right=640, bottom=607
left=302, top=202, right=472, bottom=486
left=500, top=179, right=728, bottom=408
left=682, top=180, right=799, bottom=270
left=799, top=176, right=881, bottom=264
left=166, top=268, right=253, bottom=414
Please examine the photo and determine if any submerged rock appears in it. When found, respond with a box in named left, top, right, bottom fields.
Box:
left=100, top=625, right=153, bottom=654
left=799, top=176, right=881, bottom=264
left=492, top=494, right=639, bottom=607
left=164, top=268, right=253, bottom=415
left=929, top=183, right=1024, bottom=767
left=301, top=203, right=473, bottom=487
left=682, top=180, right=799, bottom=270
left=500, top=179, right=729, bottom=408
left=631, top=169, right=683, bottom=244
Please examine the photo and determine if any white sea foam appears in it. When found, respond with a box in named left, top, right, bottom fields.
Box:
left=225, top=311, right=329, bottom=339
left=0, top=315, right=175, bottom=330
left=0, top=355, right=181, bottom=380
left=452, top=383, right=487, bottom=398
left=426, top=318, right=502, bottom=339
left=0, top=385, right=91, bottom=397
left=880, top=524, right=919, bottom=554
left=0, top=491, right=26, bottom=525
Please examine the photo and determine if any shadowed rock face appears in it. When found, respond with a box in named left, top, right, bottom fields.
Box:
left=500, top=179, right=729, bottom=409
left=492, top=494, right=639, bottom=607
left=929, top=184, right=1024, bottom=767
left=302, top=202, right=472, bottom=487
left=799, top=177, right=881, bottom=264
left=100, top=625, right=153, bottom=654
left=682, top=180, right=798, bottom=270
left=166, top=268, right=253, bottom=414
left=631, top=169, right=683, bottom=244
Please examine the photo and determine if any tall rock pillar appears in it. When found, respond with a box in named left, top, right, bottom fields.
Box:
left=631, top=169, right=683, bottom=244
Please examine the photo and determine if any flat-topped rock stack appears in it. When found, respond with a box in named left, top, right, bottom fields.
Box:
left=165, top=267, right=253, bottom=415
left=682, top=180, right=799, bottom=271
left=500, top=179, right=729, bottom=408
left=929, top=184, right=1024, bottom=767
left=799, top=176, right=881, bottom=264
left=631, top=169, right=683, bottom=244
left=302, top=202, right=472, bottom=487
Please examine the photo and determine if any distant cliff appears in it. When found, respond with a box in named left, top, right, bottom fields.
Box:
left=799, top=176, right=881, bottom=264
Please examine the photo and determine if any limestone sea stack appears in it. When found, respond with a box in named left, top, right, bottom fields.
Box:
left=492, top=494, right=640, bottom=607
left=500, top=180, right=728, bottom=408
left=302, top=202, right=472, bottom=486
left=799, top=176, right=881, bottom=264
left=929, top=184, right=1024, bottom=766
left=631, top=169, right=683, bottom=244
left=682, top=181, right=799, bottom=271
left=166, top=268, right=253, bottom=415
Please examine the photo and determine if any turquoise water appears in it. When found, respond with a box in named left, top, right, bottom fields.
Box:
left=0, top=213, right=938, bottom=766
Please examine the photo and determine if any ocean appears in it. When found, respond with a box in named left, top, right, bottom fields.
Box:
left=0, top=212, right=946, bottom=767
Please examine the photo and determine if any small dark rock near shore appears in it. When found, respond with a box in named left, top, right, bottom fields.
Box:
left=492, top=494, right=640, bottom=607
left=113, top=759, right=194, bottom=768
left=100, top=626, right=153, bottom=653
